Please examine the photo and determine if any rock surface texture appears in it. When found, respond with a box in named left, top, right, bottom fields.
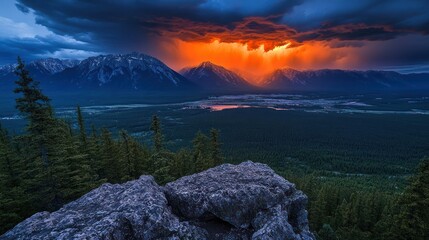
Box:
left=1, top=161, right=315, bottom=240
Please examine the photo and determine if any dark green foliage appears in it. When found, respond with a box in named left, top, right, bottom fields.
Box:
left=150, top=115, right=163, bottom=152
left=318, top=224, right=337, bottom=240
left=210, top=128, right=223, bottom=167
left=119, top=129, right=150, bottom=180
left=385, top=158, right=429, bottom=240
left=0, top=124, right=27, bottom=233
left=281, top=157, right=429, bottom=240
left=150, top=152, right=175, bottom=185
left=193, top=131, right=210, bottom=172
left=13, top=57, right=51, bottom=131
left=180, top=108, right=429, bottom=175
left=0, top=60, right=425, bottom=239
left=76, top=105, right=87, bottom=144
left=0, top=58, right=226, bottom=234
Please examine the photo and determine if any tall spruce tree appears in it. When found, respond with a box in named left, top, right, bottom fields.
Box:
left=388, top=157, right=429, bottom=240
left=150, top=115, right=164, bottom=152
left=13, top=57, right=59, bottom=210
left=209, top=128, right=223, bottom=167
left=119, top=130, right=134, bottom=181
left=76, top=105, right=87, bottom=144
left=14, top=57, right=51, bottom=126
left=193, top=131, right=210, bottom=172
left=100, top=128, right=122, bottom=183
left=169, top=149, right=191, bottom=178
left=47, top=120, right=95, bottom=204
left=0, top=124, right=18, bottom=187
left=13, top=58, right=96, bottom=210
left=0, top=126, right=27, bottom=233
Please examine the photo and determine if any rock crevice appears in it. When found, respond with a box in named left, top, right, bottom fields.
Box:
left=1, top=161, right=315, bottom=240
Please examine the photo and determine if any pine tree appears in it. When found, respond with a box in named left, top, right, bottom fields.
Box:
left=85, top=125, right=104, bottom=182
left=0, top=123, right=29, bottom=234
left=0, top=124, right=19, bottom=187
left=13, top=57, right=59, bottom=210
left=13, top=59, right=101, bottom=210
left=99, top=128, right=122, bottom=183
left=388, top=157, right=429, bottom=240
left=169, top=149, right=189, bottom=179
left=76, top=105, right=87, bottom=144
left=192, top=131, right=210, bottom=172
left=209, top=128, right=223, bottom=167
left=150, top=115, right=163, bottom=152
left=318, top=224, right=337, bottom=240
left=335, top=199, right=350, bottom=228
left=119, top=130, right=134, bottom=181
left=14, top=57, right=53, bottom=144
left=47, top=120, right=95, bottom=203
left=311, top=186, right=329, bottom=229
left=131, top=141, right=150, bottom=178
left=150, top=151, right=174, bottom=185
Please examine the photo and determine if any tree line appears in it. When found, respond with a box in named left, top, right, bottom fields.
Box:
left=281, top=151, right=429, bottom=239
left=0, top=58, right=223, bottom=233
left=0, top=58, right=428, bottom=239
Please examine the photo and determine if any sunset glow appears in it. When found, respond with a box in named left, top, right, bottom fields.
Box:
left=1, top=0, right=428, bottom=77
left=159, top=39, right=360, bottom=83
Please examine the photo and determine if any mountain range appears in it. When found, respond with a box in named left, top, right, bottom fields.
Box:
left=180, top=61, right=254, bottom=91
left=0, top=58, right=79, bottom=80
left=51, top=53, right=195, bottom=91
left=263, top=68, right=429, bottom=91
left=1, top=52, right=428, bottom=93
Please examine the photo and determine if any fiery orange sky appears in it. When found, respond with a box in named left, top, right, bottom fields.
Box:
left=157, top=38, right=362, bottom=84
left=3, top=1, right=429, bottom=79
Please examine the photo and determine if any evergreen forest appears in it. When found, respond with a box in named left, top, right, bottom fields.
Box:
left=1, top=59, right=428, bottom=239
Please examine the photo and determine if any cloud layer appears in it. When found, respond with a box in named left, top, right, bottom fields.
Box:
left=1, top=0, right=428, bottom=74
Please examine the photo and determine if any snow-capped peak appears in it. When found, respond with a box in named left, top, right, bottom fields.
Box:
left=64, top=52, right=192, bottom=89
left=181, top=61, right=253, bottom=90
left=0, top=58, right=80, bottom=76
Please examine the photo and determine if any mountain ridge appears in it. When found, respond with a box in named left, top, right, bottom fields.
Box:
left=0, top=58, right=80, bottom=78
left=180, top=61, right=255, bottom=91
left=51, top=52, right=196, bottom=91
left=262, top=68, right=429, bottom=91
left=1, top=53, right=428, bottom=93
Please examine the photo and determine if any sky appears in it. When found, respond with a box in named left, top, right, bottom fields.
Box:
left=0, top=0, right=428, bottom=82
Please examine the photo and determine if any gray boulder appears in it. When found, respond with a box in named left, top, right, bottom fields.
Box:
left=164, top=161, right=315, bottom=240
left=1, top=161, right=315, bottom=240
left=0, top=176, right=206, bottom=240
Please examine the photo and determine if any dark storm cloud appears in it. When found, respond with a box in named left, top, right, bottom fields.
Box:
left=282, top=0, right=429, bottom=34
left=328, top=41, right=365, bottom=49
left=295, top=24, right=402, bottom=42
left=358, top=34, right=429, bottom=67
left=17, top=0, right=429, bottom=48
left=0, top=35, right=99, bottom=64
left=16, top=0, right=301, bottom=52
left=7, top=0, right=429, bottom=70
left=151, top=17, right=297, bottom=51
left=14, top=3, right=29, bottom=13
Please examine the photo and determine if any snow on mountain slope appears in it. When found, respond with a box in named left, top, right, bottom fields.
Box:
left=55, top=52, right=195, bottom=90
left=180, top=61, right=254, bottom=90
left=0, top=58, right=79, bottom=77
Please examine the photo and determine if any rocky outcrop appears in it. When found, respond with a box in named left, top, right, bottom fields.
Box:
left=165, top=161, right=314, bottom=240
left=0, top=176, right=206, bottom=240
left=1, top=161, right=315, bottom=240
